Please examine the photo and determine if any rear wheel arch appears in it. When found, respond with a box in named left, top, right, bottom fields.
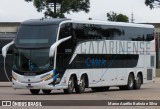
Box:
left=129, top=72, right=135, bottom=78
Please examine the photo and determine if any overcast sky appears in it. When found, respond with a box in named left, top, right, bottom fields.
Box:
left=0, top=0, right=160, bottom=23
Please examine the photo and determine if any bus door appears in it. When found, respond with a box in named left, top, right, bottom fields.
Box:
left=56, top=38, right=75, bottom=79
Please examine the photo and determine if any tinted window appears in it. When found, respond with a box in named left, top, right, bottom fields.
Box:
left=124, top=27, right=154, bottom=41
left=73, top=23, right=154, bottom=41
left=73, top=23, right=124, bottom=40
left=13, top=48, right=53, bottom=75
left=15, top=25, right=58, bottom=48
left=59, top=23, right=72, bottom=39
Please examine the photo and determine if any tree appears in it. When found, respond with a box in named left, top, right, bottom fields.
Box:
left=145, top=0, right=160, bottom=9
left=25, top=0, right=90, bottom=18
left=107, top=11, right=129, bottom=22
left=107, top=12, right=117, bottom=21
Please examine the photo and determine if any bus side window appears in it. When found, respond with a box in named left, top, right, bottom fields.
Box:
left=59, top=23, right=72, bottom=40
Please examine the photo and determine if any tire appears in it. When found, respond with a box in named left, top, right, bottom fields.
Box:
left=91, top=87, right=109, bottom=92
left=75, top=75, right=86, bottom=93
left=63, top=76, right=75, bottom=94
left=126, top=74, right=134, bottom=90
left=42, top=89, right=52, bottom=94
left=119, top=74, right=134, bottom=90
left=134, top=74, right=142, bottom=89
left=30, top=89, right=40, bottom=95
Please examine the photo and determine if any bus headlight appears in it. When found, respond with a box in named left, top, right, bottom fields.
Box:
left=12, top=74, right=18, bottom=81
left=42, top=74, right=53, bottom=81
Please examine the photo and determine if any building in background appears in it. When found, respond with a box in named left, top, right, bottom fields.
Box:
left=0, top=22, right=20, bottom=81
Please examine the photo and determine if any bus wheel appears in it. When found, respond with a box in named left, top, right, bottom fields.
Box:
left=75, top=75, right=86, bottom=93
left=126, top=74, right=134, bottom=90
left=30, top=89, right=40, bottom=95
left=134, top=74, right=142, bottom=89
left=63, top=76, right=75, bottom=94
left=42, top=89, right=52, bottom=94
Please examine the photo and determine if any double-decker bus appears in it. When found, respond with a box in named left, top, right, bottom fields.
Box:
left=2, top=19, right=156, bottom=94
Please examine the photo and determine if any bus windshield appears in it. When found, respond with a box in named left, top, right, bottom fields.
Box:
left=13, top=48, right=53, bottom=75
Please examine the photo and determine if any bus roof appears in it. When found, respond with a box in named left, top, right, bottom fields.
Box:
left=72, top=20, right=154, bottom=28
left=21, top=18, right=70, bottom=26
left=21, top=19, right=154, bottom=28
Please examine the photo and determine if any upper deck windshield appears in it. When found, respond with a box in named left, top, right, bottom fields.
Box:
left=15, top=25, right=58, bottom=48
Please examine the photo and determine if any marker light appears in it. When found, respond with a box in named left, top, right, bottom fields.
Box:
left=42, top=74, right=53, bottom=81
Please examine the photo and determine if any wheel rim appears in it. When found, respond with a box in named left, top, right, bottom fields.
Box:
left=68, top=77, right=74, bottom=91
left=80, top=78, right=85, bottom=91
left=129, top=76, right=134, bottom=88
left=137, top=76, right=141, bottom=86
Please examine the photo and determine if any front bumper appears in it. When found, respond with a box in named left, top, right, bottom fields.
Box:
left=12, top=79, right=68, bottom=90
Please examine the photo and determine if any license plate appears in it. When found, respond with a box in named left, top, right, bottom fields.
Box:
left=24, top=73, right=36, bottom=76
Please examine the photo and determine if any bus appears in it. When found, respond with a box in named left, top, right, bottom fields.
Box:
left=2, top=19, right=156, bottom=94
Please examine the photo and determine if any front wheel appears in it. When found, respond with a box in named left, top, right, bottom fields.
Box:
left=30, top=89, right=40, bottom=95
left=63, top=76, right=75, bottom=94
left=119, top=74, right=134, bottom=90
left=75, top=75, right=86, bottom=93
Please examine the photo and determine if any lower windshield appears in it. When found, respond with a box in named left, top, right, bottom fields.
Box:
left=13, top=48, right=53, bottom=75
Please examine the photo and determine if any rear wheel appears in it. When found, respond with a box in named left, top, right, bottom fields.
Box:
left=42, top=90, right=52, bottom=94
left=127, top=74, right=134, bottom=90
left=134, top=74, right=142, bottom=89
left=30, top=89, right=40, bottom=95
left=75, top=75, right=86, bottom=93
left=63, top=76, right=75, bottom=94
left=119, top=74, right=134, bottom=90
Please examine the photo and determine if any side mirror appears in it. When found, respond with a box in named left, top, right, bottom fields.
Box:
left=2, top=41, right=14, bottom=58
left=49, top=36, right=72, bottom=57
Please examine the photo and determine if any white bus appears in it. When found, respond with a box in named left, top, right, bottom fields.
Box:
left=2, top=19, right=156, bottom=94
